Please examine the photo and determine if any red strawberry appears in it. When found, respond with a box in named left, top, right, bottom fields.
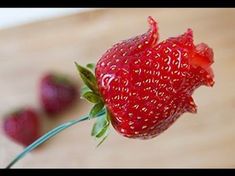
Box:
left=40, top=73, right=78, bottom=115
left=76, top=16, right=214, bottom=142
left=3, top=108, right=40, bottom=146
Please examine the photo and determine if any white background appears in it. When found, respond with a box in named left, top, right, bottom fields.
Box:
left=0, top=8, right=94, bottom=29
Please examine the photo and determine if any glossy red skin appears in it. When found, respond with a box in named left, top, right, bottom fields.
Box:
left=95, top=17, right=214, bottom=139
left=40, top=73, right=78, bottom=115
left=3, top=108, right=40, bottom=146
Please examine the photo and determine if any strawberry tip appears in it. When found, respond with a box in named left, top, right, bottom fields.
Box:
left=147, top=16, right=158, bottom=46
left=147, top=16, right=156, bottom=26
left=186, top=28, right=193, bottom=39
left=184, top=96, right=197, bottom=114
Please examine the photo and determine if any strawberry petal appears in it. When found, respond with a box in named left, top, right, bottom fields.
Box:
left=147, top=16, right=159, bottom=46
left=189, top=43, right=214, bottom=87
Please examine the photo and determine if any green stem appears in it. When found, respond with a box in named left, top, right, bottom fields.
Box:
left=6, top=109, right=106, bottom=169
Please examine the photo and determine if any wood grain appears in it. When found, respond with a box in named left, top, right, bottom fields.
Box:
left=0, top=8, right=235, bottom=168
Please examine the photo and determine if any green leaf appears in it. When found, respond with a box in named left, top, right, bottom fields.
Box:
left=91, top=110, right=111, bottom=147
left=86, top=63, right=95, bottom=72
left=82, top=91, right=101, bottom=104
left=96, top=130, right=109, bottom=148
left=75, top=62, right=98, bottom=94
left=95, top=123, right=109, bottom=138
left=106, top=110, right=111, bottom=122
left=80, top=86, right=90, bottom=95
left=89, top=103, right=104, bottom=119
left=91, top=114, right=109, bottom=137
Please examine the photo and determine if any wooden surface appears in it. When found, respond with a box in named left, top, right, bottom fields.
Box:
left=0, top=8, right=235, bottom=168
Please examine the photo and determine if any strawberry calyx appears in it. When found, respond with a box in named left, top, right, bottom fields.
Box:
left=5, top=108, right=24, bottom=117
left=75, top=62, right=110, bottom=146
left=51, top=73, right=73, bottom=86
left=4, top=108, right=35, bottom=120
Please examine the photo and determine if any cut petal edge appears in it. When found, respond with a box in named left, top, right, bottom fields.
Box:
left=147, top=16, right=159, bottom=46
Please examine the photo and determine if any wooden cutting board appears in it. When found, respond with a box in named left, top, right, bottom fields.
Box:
left=0, top=8, right=235, bottom=168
